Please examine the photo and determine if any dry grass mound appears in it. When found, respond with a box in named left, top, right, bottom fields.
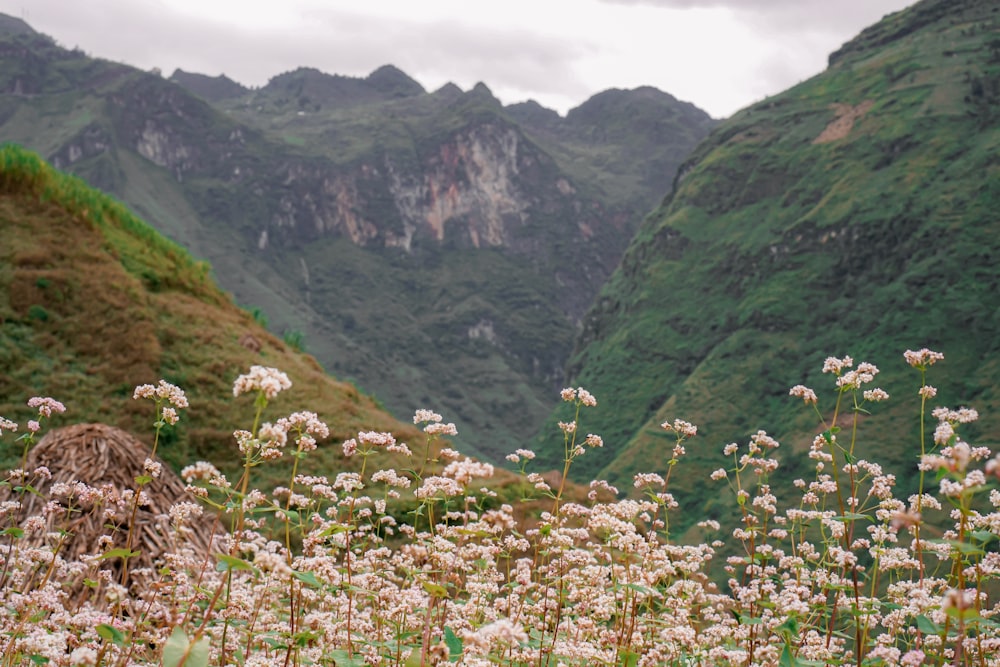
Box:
left=5, top=423, right=220, bottom=589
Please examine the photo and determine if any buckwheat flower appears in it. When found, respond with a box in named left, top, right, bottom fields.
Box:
left=27, top=396, right=66, bottom=418
left=900, top=649, right=925, bottom=667
left=234, top=429, right=256, bottom=455
left=181, top=461, right=222, bottom=483
left=232, top=365, right=291, bottom=399
left=413, top=409, right=443, bottom=424
left=0, top=416, right=18, bottom=435
left=371, top=469, right=411, bottom=488
left=933, top=421, right=955, bottom=446
left=822, top=355, right=853, bottom=374
left=662, top=419, right=698, bottom=438
left=515, top=448, right=535, bottom=460
left=258, top=422, right=288, bottom=449
left=576, top=388, right=597, bottom=407
left=560, top=387, right=576, bottom=402
left=27, top=420, right=40, bottom=433
left=863, top=388, right=889, bottom=402
left=160, top=407, right=178, bottom=425
left=506, top=453, right=520, bottom=463
left=414, top=475, right=463, bottom=499
left=526, top=473, right=550, bottom=492
left=585, top=433, right=603, bottom=448
left=710, top=468, right=728, bottom=481
left=942, top=588, right=975, bottom=611
left=634, top=473, right=665, bottom=488
left=342, top=438, right=357, bottom=457
left=789, top=385, right=818, bottom=404
left=723, top=443, right=739, bottom=456
left=143, top=458, right=162, bottom=479
left=443, top=458, right=495, bottom=485
left=438, top=447, right=461, bottom=460
left=918, top=385, right=937, bottom=399
left=558, top=421, right=576, bottom=435
left=424, top=422, right=457, bottom=436
left=69, top=647, right=98, bottom=667
left=278, top=411, right=330, bottom=440
left=904, top=348, right=944, bottom=369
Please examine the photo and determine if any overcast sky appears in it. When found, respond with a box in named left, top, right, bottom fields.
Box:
left=1, top=0, right=919, bottom=118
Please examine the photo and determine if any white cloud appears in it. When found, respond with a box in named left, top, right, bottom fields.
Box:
left=0, top=0, right=919, bottom=118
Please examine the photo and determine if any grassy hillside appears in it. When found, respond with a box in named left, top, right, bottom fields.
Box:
left=0, top=144, right=425, bottom=489
left=546, top=0, right=1000, bottom=531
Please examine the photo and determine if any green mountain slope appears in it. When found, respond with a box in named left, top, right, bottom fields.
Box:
left=0, top=22, right=714, bottom=461
left=548, top=0, right=1000, bottom=509
left=0, top=144, right=424, bottom=488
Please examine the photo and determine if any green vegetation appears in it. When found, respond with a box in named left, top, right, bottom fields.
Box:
left=0, top=144, right=423, bottom=490
left=546, top=0, right=1000, bottom=544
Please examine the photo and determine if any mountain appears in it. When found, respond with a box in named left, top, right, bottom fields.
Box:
left=168, top=69, right=248, bottom=102
left=546, top=0, right=1000, bottom=515
left=0, top=20, right=715, bottom=460
left=0, top=144, right=424, bottom=490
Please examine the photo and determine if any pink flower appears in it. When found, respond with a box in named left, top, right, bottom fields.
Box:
left=27, top=396, right=65, bottom=418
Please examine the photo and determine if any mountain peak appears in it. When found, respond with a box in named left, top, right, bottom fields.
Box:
left=365, top=64, right=425, bottom=98
left=169, top=69, right=248, bottom=102
left=0, top=13, right=36, bottom=37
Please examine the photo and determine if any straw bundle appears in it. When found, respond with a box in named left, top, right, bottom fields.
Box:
left=3, top=423, right=221, bottom=591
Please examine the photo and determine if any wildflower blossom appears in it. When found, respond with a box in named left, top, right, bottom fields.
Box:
left=0, top=416, right=17, bottom=435
left=662, top=418, right=698, bottom=438
left=863, top=388, right=889, bottom=402
left=232, top=365, right=291, bottom=399
left=904, top=348, right=944, bottom=368
left=789, top=385, right=818, bottom=404
left=424, top=422, right=457, bottom=436
left=27, top=396, right=66, bottom=418
left=413, top=409, right=443, bottom=424
left=822, top=355, right=853, bottom=374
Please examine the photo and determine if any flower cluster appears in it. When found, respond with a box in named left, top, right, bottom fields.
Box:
left=232, top=365, right=292, bottom=399
left=2, top=349, right=999, bottom=667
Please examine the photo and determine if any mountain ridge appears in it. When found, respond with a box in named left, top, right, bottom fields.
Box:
left=0, top=16, right=715, bottom=460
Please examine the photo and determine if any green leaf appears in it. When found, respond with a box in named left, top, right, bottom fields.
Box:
left=624, top=582, right=656, bottom=596
left=915, top=614, right=942, bottom=635
left=96, top=623, right=126, bottom=646
left=971, top=530, right=998, bottom=544
left=779, top=643, right=796, bottom=667
left=134, top=474, right=153, bottom=485
left=834, top=513, right=870, bottom=522
left=161, top=627, right=189, bottom=667
left=328, top=650, right=368, bottom=667
left=619, top=651, right=640, bottom=667
left=1, top=527, right=24, bottom=538
left=162, top=627, right=210, bottom=667
left=443, top=626, right=463, bottom=661
left=292, top=570, right=322, bottom=588
left=215, top=553, right=258, bottom=574
left=422, top=581, right=449, bottom=598
left=99, top=548, right=139, bottom=560
left=28, top=656, right=49, bottom=665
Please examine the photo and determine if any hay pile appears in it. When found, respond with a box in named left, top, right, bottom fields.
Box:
left=3, top=423, right=221, bottom=590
